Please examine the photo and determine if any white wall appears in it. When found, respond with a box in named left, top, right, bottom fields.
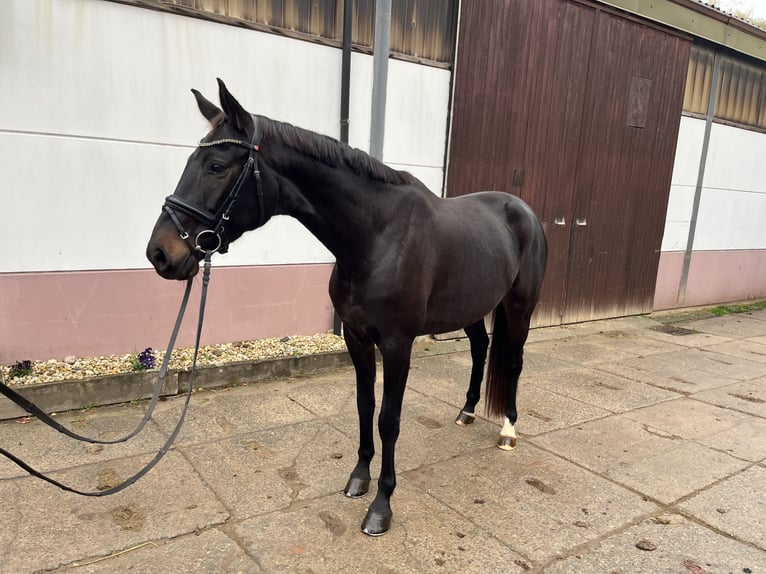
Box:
left=660, top=116, right=705, bottom=252
left=660, top=116, right=766, bottom=253
left=384, top=59, right=451, bottom=195
left=694, top=123, right=766, bottom=251
left=0, top=0, right=452, bottom=273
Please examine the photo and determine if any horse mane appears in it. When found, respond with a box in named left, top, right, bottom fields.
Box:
left=257, top=116, right=418, bottom=187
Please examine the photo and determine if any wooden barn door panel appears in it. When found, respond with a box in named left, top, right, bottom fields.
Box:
left=446, top=0, right=689, bottom=327
left=447, top=0, right=596, bottom=327
left=519, top=2, right=595, bottom=326
left=561, top=11, right=690, bottom=323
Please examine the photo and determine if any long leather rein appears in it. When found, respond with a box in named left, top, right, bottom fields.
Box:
left=0, top=257, right=211, bottom=496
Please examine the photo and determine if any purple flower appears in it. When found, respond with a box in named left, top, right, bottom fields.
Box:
left=133, top=348, right=156, bottom=371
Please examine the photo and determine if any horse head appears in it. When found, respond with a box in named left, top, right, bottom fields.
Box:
left=146, top=79, right=272, bottom=280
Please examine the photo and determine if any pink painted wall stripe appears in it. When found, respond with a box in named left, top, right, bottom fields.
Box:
left=0, top=264, right=335, bottom=362
left=654, top=249, right=766, bottom=310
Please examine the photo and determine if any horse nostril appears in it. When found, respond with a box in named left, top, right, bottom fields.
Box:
left=149, top=245, right=169, bottom=271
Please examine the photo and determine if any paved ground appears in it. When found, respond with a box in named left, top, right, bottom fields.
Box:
left=1, top=310, right=765, bottom=573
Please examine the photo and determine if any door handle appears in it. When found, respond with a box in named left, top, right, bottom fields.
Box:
left=575, top=218, right=587, bottom=226
left=553, top=217, right=566, bottom=226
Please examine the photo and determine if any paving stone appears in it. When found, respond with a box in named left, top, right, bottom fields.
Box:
left=446, top=348, right=575, bottom=377
left=529, top=367, right=679, bottom=413
left=677, top=315, right=766, bottom=338
left=656, top=348, right=764, bottom=380
left=693, top=378, right=766, bottom=418
left=556, top=316, right=662, bottom=337
left=404, top=444, right=657, bottom=563
left=184, top=421, right=357, bottom=519
left=516, top=384, right=612, bottom=436
left=640, top=327, right=732, bottom=348
left=285, top=370, right=357, bottom=417
left=528, top=317, right=660, bottom=344
left=0, top=452, right=228, bottom=573
left=56, top=528, right=261, bottom=573
left=544, top=514, right=766, bottom=573
left=0, top=403, right=169, bottom=480
left=702, top=338, right=766, bottom=364
left=598, top=353, right=744, bottom=394
left=523, top=349, right=579, bottom=375
left=623, top=397, right=766, bottom=461
left=578, top=331, right=687, bottom=357
left=531, top=415, right=679, bottom=472
left=529, top=337, right=639, bottom=366
left=231, top=481, right=530, bottom=574
left=681, top=464, right=766, bottom=550
left=527, top=326, right=575, bottom=343
left=531, top=415, right=749, bottom=504
left=151, top=382, right=316, bottom=446
left=405, top=353, right=476, bottom=409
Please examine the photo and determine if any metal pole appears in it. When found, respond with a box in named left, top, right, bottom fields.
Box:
left=340, top=0, right=352, bottom=146
left=369, top=0, right=391, bottom=160
left=333, top=0, right=354, bottom=337
left=677, top=51, right=721, bottom=306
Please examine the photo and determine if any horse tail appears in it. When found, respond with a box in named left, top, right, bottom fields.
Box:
left=485, top=302, right=511, bottom=417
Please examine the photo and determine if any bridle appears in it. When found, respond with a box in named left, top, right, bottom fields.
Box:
left=162, top=115, right=267, bottom=254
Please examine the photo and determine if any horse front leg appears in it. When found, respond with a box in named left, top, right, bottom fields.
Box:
left=361, top=337, right=413, bottom=536
left=343, top=325, right=376, bottom=498
left=455, top=319, right=489, bottom=426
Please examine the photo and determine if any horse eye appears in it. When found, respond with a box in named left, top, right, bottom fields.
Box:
left=210, top=162, right=226, bottom=174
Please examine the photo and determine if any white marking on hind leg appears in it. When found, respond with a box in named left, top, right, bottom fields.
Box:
left=500, top=417, right=516, bottom=438
left=497, top=416, right=517, bottom=450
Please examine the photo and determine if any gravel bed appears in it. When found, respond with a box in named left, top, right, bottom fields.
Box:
left=1, top=332, right=346, bottom=387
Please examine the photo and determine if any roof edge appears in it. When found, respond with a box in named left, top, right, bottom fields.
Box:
left=597, top=0, right=766, bottom=61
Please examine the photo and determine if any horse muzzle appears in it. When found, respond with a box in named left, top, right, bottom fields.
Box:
left=146, top=237, right=201, bottom=280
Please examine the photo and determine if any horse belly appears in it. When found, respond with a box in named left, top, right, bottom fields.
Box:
left=420, top=208, right=520, bottom=333
left=422, top=271, right=511, bottom=335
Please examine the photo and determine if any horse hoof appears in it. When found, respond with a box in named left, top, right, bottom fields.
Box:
left=497, top=435, right=516, bottom=450
left=344, top=476, right=370, bottom=498
left=361, top=510, right=392, bottom=536
left=455, top=410, right=476, bottom=426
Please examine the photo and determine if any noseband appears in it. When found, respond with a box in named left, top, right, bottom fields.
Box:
left=163, top=117, right=266, bottom=254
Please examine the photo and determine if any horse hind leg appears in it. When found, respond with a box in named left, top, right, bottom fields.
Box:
left=485, top=294, right=532, bottom=451
left=455, top=319, right=489, bottom=426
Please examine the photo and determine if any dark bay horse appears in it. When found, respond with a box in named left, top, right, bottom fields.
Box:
left=146, top=79, right=547, bottom=536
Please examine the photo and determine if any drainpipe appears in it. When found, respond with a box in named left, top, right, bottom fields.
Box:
left=340, top=0, right=352, bottom=146
left=369, top=0, right=391, bottom=161
left=333, top=0, right=353, bottom=336
left=677, top=51, right=721, bottom=306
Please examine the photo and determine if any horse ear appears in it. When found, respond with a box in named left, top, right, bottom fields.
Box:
left=217, top=78, right=254, bottom=137
left=191, top=89, right=223, bottom=123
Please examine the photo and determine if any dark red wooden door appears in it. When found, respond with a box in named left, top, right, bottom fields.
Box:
left=446, top=0, right=689, bottom=326
left=561, top=9, right=690, bottom=322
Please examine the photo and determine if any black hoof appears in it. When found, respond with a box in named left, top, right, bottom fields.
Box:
left=361, top=509, right=392, bottom=536
left=344, top=476, right=370, bottom=498
left=455, top=410, right=476, bottom=426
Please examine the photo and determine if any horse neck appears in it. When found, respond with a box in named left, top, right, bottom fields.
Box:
left=261, top=126, right=400, bottom=270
